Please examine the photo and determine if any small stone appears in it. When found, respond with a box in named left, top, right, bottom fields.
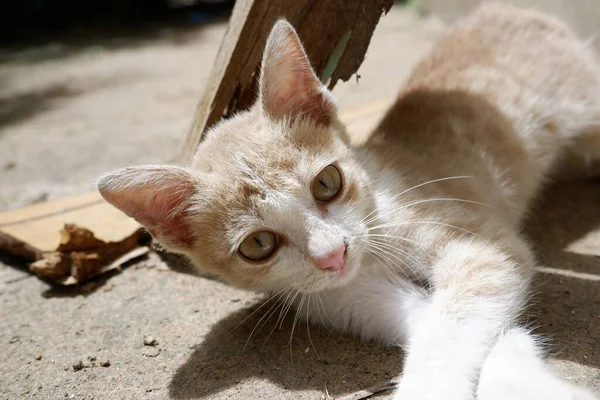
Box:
left=9, top=336, right=20, bottom=344
left=99, top=359, right=110, bottom=367
left=88, top=356, right=97, bottom=362
left=143, top=335, right=158, bottom=346
left=35, top=354, right=42, bottom=360
left=72, top=360, right=84, bottom=371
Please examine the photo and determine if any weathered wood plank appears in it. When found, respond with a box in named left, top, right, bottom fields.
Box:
left=181, top=0, right=393, bottom=162
left=0, top=192, right=139, bottom=252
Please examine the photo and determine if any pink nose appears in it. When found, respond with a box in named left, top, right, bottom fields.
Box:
left=314, top=244, right=347, bottom=271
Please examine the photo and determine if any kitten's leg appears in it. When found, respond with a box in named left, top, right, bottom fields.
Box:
left=477, top=328, right=598, bottom=400
left=393, top=231, right=534, bottom=400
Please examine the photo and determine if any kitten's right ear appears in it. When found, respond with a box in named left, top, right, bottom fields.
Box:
left=98, top=165, right=199, bottom=252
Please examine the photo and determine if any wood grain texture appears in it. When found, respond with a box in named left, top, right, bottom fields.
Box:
left=182, top=0, right=393, bottom=162
left=0, top=192, right=139, bottom=252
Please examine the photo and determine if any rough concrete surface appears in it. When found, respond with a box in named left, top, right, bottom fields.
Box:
left=1, top=5, right=599, bottom=400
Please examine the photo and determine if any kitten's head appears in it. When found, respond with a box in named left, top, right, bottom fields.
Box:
left=98, top=21, right=375, bottom=293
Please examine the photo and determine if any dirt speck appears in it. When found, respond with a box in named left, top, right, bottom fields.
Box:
left=143, top=335, right=158, bottom=346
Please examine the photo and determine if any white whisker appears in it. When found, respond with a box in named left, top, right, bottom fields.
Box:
left=359, top=175, right=474, bottom=225
left=244, top=287, right=293, bottom=350
left=367, top=240, right=421, bottom=277
left=366, top=236, right=424, bottom=270
left=227, top=285, right=291, bottom=337
left=368, top=219, right=480, bottom=238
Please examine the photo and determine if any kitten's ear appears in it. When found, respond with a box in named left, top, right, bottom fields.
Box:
left=259, top=20, right=335, bottom=125
left=98, top=165, right=199, bottom=252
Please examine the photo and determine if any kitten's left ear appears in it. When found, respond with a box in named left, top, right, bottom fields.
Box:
left=259, top=20, right=335, bottom=125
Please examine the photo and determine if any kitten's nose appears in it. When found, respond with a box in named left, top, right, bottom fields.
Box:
left=314, top=244, right=347, bottom=271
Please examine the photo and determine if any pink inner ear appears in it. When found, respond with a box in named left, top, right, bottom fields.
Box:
left=98, top=166, right=199, bottom=251
left=135, top=186, right=197, bottom=248
left=270, top=75, right=331, bottom=126
left=260, top=21, right=332, bottom=125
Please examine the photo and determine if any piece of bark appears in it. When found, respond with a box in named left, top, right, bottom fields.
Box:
left=181, top=0, right=393, bottom=162
left=30, top=252, right=70, bottom=280
left=2, top=223, right=148, bottom=285
left=57, top=223, right=106, bottom=252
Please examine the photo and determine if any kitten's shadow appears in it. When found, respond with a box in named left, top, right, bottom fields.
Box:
left=524, top=179, right=600, bottom=368
left=169, top=180, right=600, bottom=399
left=169, top=300, right=401, bottom=399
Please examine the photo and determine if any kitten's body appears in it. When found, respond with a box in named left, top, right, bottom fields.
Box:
left=99, top=3, right=600, bottom=399
left=316, top=0, right=600, bottom=347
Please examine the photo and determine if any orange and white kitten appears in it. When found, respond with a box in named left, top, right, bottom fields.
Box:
left=98, top=3, right=599, bottom=399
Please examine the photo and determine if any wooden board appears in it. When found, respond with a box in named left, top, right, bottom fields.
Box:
left=0, top=97, right=391, bottom=252
left=0, top=192, right=139, bottom=252
left=181, top=0, right=394, bottom=162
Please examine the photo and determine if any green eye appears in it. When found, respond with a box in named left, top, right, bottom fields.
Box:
left=239, top=231, right=278, bottom=261
left=312, top=165, right=342, bottom=202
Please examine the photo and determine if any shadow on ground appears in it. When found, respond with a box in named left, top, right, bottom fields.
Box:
left=525, top=180, right=600, bottom=368
left=0, top=84, right=79, bottom=130
left=169, top=299, right=401, bottom=399
left=167, top=180, right=600, bottom=398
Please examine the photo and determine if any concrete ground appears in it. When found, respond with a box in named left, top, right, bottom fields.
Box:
left=1, top=5, right=599, bottom=400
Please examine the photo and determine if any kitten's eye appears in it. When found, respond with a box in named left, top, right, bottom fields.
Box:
left=239, top=231, right=278, bottom=261
left=312, top=165, right=342, bottom=202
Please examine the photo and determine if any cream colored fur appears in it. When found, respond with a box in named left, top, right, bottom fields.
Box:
left=98, top=3, right=600, bottom=399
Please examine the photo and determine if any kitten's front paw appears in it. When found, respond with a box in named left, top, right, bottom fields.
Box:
left=393, top=375, right=474, bottom=400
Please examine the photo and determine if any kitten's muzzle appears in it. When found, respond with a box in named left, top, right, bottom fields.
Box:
left=313, top=244, right=347, bottom=272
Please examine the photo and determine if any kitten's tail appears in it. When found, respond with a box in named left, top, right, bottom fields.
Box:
left=477, top=328, right=598, bottom=400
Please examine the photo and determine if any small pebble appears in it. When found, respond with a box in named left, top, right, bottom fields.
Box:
left=144, top=335, right=158, bottom=346
left=88, top=356, right=97, bottom=362
left=9, top=336, right=20, bottom=344
left=35, top=354, right=42, bottom=360
left=99, top=360, right=110, bottom=367
left=72, top=360, right=84, bottom=371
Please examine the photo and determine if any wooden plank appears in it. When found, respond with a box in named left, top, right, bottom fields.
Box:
left=0, top=97, right=391, bottom=253
left=0, top=192, right=138, bottom=252
left=181, top=0, right=393, bottom=163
